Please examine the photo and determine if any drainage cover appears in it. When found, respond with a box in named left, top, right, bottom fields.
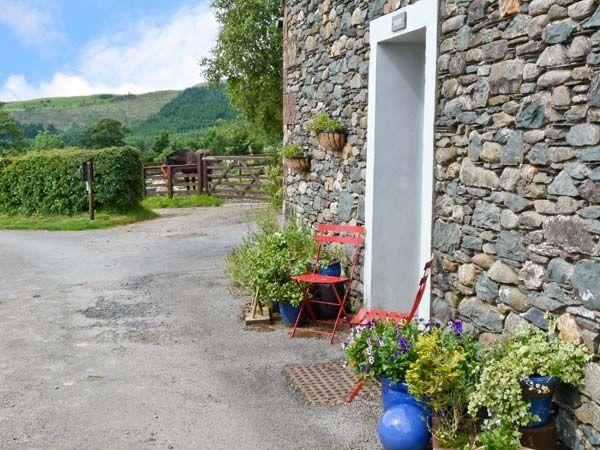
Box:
left=285, top=361, right=379, bottom=406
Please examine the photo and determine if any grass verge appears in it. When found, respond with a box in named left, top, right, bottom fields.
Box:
left=141, top=194, right=223, bottom=209
left=0, top=205, right=158, bottom=231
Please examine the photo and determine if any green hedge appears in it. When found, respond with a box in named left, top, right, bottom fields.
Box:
left=0, top=146, right=144, bottom=215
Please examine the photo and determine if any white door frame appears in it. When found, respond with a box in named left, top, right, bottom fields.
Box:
left=363, top=0, right=438, bottom=320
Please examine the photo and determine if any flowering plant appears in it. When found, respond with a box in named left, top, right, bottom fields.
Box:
left=343, top=319, right=421, bottom=382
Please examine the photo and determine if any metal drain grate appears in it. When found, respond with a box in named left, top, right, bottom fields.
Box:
left=285, top=361, right=379, bottom=406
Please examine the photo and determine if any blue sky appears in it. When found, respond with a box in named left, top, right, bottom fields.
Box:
left=0, top=0, right=218, bottom=102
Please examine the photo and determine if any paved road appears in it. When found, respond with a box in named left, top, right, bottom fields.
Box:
left=0, top=205, right=380, bottom=450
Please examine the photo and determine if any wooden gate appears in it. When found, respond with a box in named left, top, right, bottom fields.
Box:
left=143, top=155, right=271, bottom=202
left=204, top=156, right=271, bottom=201
left=143, top=164, right=204, bottom=197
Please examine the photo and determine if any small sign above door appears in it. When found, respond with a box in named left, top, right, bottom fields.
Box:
left=392, top=12, right=407, bottom=32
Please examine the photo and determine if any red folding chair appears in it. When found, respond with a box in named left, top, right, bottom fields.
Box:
left=346, top=255, right=434, bottom=403
left=290, top=224, right=365, bottom=344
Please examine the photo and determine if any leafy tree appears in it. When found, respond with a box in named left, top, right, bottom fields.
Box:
left=152, top=132, right=171, bottom=154
left=82, top=118, right=129, bottom=149
left=201, top=0, right=283, bottom=138
left=32, top=130, right=63, bottom=151
left=195, top=118, right=273, bottom=156
left=0, top=103, right=25, bottom=156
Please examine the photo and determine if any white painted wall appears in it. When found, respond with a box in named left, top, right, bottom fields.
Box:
left=364, top=0, right=438, bottom=320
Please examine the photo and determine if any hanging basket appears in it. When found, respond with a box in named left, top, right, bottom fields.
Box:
left=317, top=131, right=347, bottom=152
left=285, top=156, right=311, bottom=172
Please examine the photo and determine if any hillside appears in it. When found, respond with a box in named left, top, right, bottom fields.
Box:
left=130, top=86, right=237, bottom=140
left=6, top=91, right=180, bottom=130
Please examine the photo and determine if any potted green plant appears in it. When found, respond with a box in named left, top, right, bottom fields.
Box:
left=226, top=215, right=319, bottom=327
left=283, top=145, right=311, bottom=172
left=406, top=321, right=481, bottom=450
left=468, top=323, right=592, bottom=448
left=308, top=112, right=347, bottom=152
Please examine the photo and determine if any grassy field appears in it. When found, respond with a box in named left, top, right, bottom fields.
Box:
left=6, top=91, right=180, bottom=130
left=0, top=205, right=158, bottom=231
left=141, top=194, right=223, bottom=209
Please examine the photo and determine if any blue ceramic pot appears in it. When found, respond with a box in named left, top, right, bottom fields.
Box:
left=378, top=403, right=431, bottom=450
left=522, top=376, right=558, bottom=428
left=279, top=301, right=306, bottom=327
left=378, top=378, right=431, bottom=449
left=270, top=301, right=280, bottom=314
left=314, top=262, right=343, bottom=319
left=381, top=378, right=427, bottom=412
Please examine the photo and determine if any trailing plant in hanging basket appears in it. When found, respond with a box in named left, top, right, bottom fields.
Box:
left=308, top=112, right=348, bottom=152
left=282, top=145, right=311, bottom=172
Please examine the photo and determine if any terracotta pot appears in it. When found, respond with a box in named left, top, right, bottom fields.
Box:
left=317, top=130, right=347, bottom=151
left=285, top=156, right=311, bottom=172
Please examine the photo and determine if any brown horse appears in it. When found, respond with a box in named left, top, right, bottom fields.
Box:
left=163, top=150, right=210, bottom=192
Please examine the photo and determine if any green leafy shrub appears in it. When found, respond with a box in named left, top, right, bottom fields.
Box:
left=264, top=146, right=283, bottom=208
left=406, top=321, right=481, bottom=448
left=308, top=112, right=345, bottom=133
left=227, top=216, right=318, bottom=307
left=343, top=319, right=421, bottom=382
left=0, top=146, right=143, bottom=215
left=468, top=322, right=592, bottom=446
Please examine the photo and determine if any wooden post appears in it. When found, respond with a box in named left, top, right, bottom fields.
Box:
left=196, top=151, right=203, bottom=194
left=167, top=165, right=173, bottom=198
left=87, top=161, right=95, bottom=220
left=203, top=154, right=210, bottom=195
left=142, top=166, right=147, bottom=197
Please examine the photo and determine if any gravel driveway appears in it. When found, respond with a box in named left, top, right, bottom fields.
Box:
left=0, top=205, right=380, bottom=450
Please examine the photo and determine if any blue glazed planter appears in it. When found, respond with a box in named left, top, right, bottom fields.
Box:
left=522, top=376, right=558, bottom=428
left=381, top=378, right=428, bottom=412
left=314, top=262, right=343, bottom=319
left=279, top=301, right=306, bottom=327
left=320, top=261, right=342, bottom=277
left=270, top=301, right=280, bottom=314
left=378, top=378, right=431, bottom=450
left=378, top=403, right=431, bottom=450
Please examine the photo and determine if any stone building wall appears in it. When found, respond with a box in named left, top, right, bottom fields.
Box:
left=283, top=0, right=418, bottom=303
left=433, top=0, right=600, bottom=447
left=284, top=0, right=600, bottom=446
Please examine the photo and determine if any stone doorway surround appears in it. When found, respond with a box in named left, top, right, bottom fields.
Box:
left=364, top=0, right=438, bottom=319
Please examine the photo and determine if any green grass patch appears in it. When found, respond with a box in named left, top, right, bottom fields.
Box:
left=0, top=205, right=158, bottom=231
left=141, top=194, right=223, bottom=209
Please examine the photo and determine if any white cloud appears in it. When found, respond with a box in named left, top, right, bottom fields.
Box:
left=0, top=3, right=218, bottom=102
left=0, top=0, right=65, bottom=49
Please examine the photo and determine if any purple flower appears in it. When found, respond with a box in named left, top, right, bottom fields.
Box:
left=366, top=338, right=372, bottom=346
left=451, top=320, right=463, bottom=335
left=369, top=356, right=375, bottom=364
left=361, top=365, right=369, bottom=373
left=328, top=112, right=334, bottom=119
left=378, top=339, right=384, bottom=346
left=393, top=349, right=399, bottom=359
left=397, top=337, right=410, bottom=353
left=366, top=347, right=372, bottom=355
